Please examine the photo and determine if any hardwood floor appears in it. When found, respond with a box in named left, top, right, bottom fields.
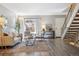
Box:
left=0, top=38, right=79, bottom=56
left=0, top=40, right=50, bottom=56
left=48, top=38, right=79, bottom=56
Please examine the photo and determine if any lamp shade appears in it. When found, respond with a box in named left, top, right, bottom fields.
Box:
left=0, top=17, right=5, bottom=27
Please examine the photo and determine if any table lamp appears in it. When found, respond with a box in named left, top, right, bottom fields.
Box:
left=0, top=16, right=5, bottom=29
left=0, top=16, right=5, bottom=47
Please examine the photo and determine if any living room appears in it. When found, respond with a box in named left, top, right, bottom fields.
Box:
left=0, top=3, right=79, bottom=56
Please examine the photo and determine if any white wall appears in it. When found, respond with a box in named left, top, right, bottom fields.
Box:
left=41, top=15, right=55, bottom=31
left=18, top=15, right=65, bottom=37
left=41, top=15, right=65, bottom=37
left=55, top=17, right=65, bottom=37
left=0, top=5, right=16, bottom=34
left=18, top=15, right=55, bottom=35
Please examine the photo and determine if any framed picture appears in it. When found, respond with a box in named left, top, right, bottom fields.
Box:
left=24, top=19, right=35, bottom=32
left=46, top=24, right=52, bottom=31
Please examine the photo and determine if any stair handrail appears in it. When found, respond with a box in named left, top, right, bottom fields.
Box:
left=61, top=4, right=72, bottom=34
left=61, top=3, right=77, bottom=38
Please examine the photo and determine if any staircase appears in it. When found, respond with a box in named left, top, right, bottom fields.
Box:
left=65, top=12, right=79, bottom=40
left=61, top=4, right=79, bottom=45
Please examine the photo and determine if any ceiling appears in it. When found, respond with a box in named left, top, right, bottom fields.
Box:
left=1, top=3, right=70, bottom=15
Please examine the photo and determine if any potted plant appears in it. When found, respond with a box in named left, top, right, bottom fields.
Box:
left=15, top=19, right=20, bottom=34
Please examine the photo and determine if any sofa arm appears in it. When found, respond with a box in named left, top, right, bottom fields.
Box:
left=0, top=36, right=14, bottom=46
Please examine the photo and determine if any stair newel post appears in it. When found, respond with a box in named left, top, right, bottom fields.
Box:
left=76, top=31, right=79, bottom=44
left=74, top=31, right=79, bottom=45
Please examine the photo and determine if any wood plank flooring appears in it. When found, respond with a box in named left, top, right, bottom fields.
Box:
left=0, top=38, right=79, bottom=56
left=48, top=38, right=79, bottom=56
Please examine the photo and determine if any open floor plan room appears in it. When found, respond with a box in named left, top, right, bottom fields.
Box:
left=0, top=3, right=79, bottom=56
